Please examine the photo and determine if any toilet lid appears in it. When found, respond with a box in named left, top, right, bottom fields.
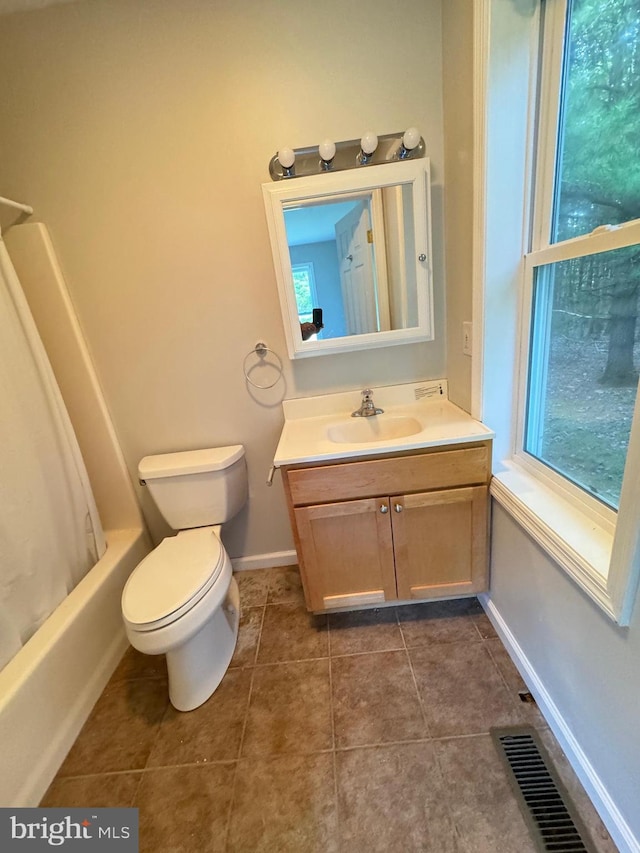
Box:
left=122, top=528, right=224, bottom=629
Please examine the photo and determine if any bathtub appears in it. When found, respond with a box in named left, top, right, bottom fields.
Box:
left=0, top=527, right=150, bottom=806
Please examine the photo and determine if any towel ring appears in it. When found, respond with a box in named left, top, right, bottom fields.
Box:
left=243, top=342, right=283, bottom=389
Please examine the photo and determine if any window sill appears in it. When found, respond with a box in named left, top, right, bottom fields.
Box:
left=490, top=462, right=616, bottom=620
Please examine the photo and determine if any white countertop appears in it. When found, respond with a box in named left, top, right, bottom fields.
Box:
left=273, top=380, right=494, bottom=467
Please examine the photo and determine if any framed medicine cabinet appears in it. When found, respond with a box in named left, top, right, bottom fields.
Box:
left=262, top=158, right=434, bottom=359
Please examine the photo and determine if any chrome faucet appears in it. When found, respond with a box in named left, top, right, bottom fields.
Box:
left=351, top=388, right=384, bottom=418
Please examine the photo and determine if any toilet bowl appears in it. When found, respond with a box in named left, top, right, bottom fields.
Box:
left=121, top=446, right=247, bottom=711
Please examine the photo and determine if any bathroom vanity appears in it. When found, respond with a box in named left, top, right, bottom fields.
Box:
left=274, top=381, right=494, bottom=613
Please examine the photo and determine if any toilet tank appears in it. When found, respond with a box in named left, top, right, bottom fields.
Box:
left=138, top=445, right=247, bottom=530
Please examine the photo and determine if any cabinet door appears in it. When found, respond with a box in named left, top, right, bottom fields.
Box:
left=392, top=486, right=488, bottom=601
left=294, top=497, right=397, bottom=612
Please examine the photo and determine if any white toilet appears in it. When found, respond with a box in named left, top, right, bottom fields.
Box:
left=121, top=445, right=247, bottom=712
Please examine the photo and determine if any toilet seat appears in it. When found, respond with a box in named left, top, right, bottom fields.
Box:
left=122, top=528, right=225, bottom=632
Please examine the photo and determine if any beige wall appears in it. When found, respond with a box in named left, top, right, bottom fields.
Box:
left=442, top=0, right=474, bottom=412
left=4, top=222, right=145, bottom=533
left=0, top=0, right=455, bottom=558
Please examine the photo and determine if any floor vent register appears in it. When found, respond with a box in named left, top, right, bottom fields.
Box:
left=491, top=726, right=599, bottom=853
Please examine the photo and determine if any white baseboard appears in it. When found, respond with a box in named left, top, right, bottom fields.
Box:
left=479, top=594, right=639, bottom=853
left=231, top=550, right=298, bottom=572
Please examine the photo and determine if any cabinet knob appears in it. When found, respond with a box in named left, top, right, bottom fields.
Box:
left=394, top=503, right=403, bottom=513
left=379, top=504, right=389, bottom=514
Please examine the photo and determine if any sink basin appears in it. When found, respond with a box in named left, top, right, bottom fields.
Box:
left=327, top=415, right=423, bottom=444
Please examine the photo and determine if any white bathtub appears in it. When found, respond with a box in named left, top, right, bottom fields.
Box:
left=0, top=528, right=149, bottom=806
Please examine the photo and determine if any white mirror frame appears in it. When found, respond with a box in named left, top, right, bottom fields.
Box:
left=262, top=158, right=433, bottom=359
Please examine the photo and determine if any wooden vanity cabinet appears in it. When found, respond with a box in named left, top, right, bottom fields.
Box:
left=281, top=442, right=491, bottom=613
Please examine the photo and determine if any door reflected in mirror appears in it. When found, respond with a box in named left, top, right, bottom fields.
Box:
left=283, top=186, right=418, bottom=343
left=262, top=159, right=433, bottom=358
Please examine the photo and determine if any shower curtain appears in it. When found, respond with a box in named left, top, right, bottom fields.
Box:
left=0, top=234, right=106, bottom=671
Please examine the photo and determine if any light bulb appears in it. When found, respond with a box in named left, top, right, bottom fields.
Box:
left=360, top=131, right=378, bottom=156
left=278, top=147, right=295, bottom=169
left=402, top=127, right=421, bottom=151
left=318, top=139, right=336, bottom=162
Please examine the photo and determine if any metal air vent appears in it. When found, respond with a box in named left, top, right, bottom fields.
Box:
left=491, top=727, right=598, bottom=853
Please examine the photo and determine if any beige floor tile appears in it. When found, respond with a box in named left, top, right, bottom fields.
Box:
left=230, top=606, right=263, bottom=668
left=257, top=601, right=328, bottom=664
left=328, top=607, right=403, bottom=656
left=484, top=638, right=548, bottom=728
left=336, top=742, right=464, bottom=852
left=472, top=610, right=498, bottom=639
left=483, top=638, right=527, bottom=693
left=398, top=598, right=485, bottom=647
left=135, top=763, right=235, bottom=853
left=41, top=771, right=142, bottom=807
left=435, top=735, right=539, bottom=853
left=235, top=569, right=270, bottom=607
left=58, top=678, right=169, bottom=776
left=410, top=642, right=524, bottom=737
left=266, top=565, right=305, bottom=605
left=111, top=646, right=168, bottom=681
left=147, top=668, right=252, bottom=767
left=332, top=651, right=427, bottom=748
left=227, top=752, right=337, bottom=853
left=242, top=660, right=332, bottom=757
left=42, top=581, right=614, bottom=853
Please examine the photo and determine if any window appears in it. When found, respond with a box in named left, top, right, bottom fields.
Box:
left=519, top=0, right=640, bottom=518
left=478, top=0, right=640, bottom=623
left=291, top=262, right=317, bottom=324
left=551, top=0, right=640, bottom=244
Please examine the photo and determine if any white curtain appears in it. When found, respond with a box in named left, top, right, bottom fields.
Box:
left=0, top=235, right=106, bottom=671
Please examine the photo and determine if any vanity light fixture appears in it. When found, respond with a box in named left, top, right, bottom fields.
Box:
left=277, top=147, right=295, bottom=177
left=318, top=139, right=336, bottom=169
left=398, top=126, right=421, bottom=159
left=357, top=130, right=378, bottom=165
left=268, top=128, right=425, bottom=180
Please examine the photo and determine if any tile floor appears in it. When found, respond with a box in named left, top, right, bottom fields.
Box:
left=42, top=566, right=618, bottom=853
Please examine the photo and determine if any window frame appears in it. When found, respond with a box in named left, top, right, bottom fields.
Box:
left=476, top=0, right=640, bottom=625
left=516, top=0, right=640, bottom=531
left=514, top=225, right=640, bottom=536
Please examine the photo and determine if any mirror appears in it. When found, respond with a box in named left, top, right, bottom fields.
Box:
left=262, top=159, right=433, bottom=358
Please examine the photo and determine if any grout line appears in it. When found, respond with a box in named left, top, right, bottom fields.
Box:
left=236, top=746, right=336, bottom=760
left=330, top=643, right=405, bottom=658
left=395, top=611, right=483, bottom=849
left=264, top=596, right=307, bottom=607
left=252, top=653, right=331, bottom=668
left=482, top=637, right=531, bottom=719
left=404, top=637, right=473, bottom=853
left=327, top=647, right=340, bottom=845
left=400, top=607, right=476, bottom=852
left=331, top=731, right=507, bottom=752
left=401, top=618, right=433, bottom=740
left=429, top=730, right=496, bottom=744
left=221, top=603, right=265, bottom=851
left=58, top=733, right=506, bottom=785
left=132, top=759, right=238, bottom=774
left=232, top=635, right=489, bottom=668
left=334, top=737, right=433, bottom=754
left=56, top=768, right=148, bottom=783
left=128, top=771, right=145, bottom=809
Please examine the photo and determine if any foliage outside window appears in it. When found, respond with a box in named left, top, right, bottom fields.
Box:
left=522, top=0, right=640, bottom=512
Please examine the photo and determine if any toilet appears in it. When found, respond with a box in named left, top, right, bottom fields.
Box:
left=121, top=445, right=247, bottom=711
